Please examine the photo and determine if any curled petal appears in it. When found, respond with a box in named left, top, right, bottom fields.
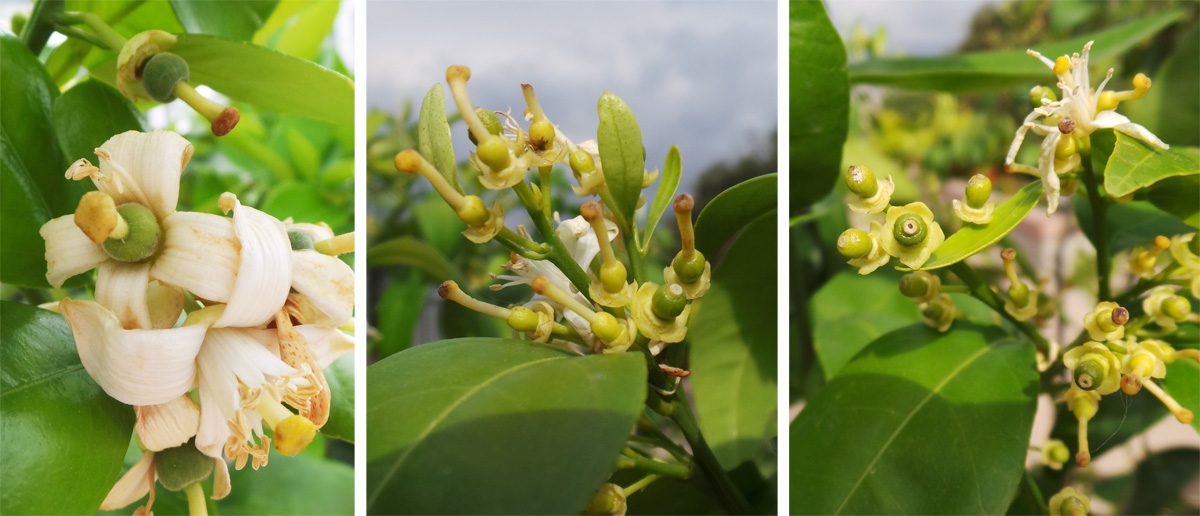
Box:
left=1091, top=111, right=1169, bottom=149
left=135, top=395, right=200, bottom=451
left=93, top=130, right=193, bottom=219
left=295, top=325, right=354, bottom=368
left=1037, top=132, right=1064, bottom=215
left=558, top=215, right=615, bottom=269
left=663, top=262, right=712, bottom=299
left=40, top=215, right=108, bottom=288
left=99, top=451, right=156, bottom=510
left=61, top=299, right=204, bottom=405
left=152, top=212, right=238, bottom=303
left=290, top=251, right=354, bottom=327
left=97, top=262, right=183, bottom=330
left=848, top=175, right=895, bottom=214
left=196, top=369, right=233, bottom=459
left=848, top=222, right=890, bottom=275
left=211, top=457, right=231, bottom=500
left=462, top=200, right=505, bottom=244
left=214, top=194, right=292, bottom=328
left=952, top=199, right=995, bottom=224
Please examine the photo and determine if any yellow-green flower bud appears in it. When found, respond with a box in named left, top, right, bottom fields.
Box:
left=506, top=306, right=540, bottom=332
left=898, top=273, right=930, bottom=298
left=965, top=174, right=991, bottom=209
left=102, top=203, right=161, bottom=263
left=1008, top=281, right=1030, bottom=307
left=672, top=250, right=707, bottom=284
left=476, top=135, right=511, bottom=171
left=569, top=149, right=596, bottom=174
left=1046, top=440, right=1070, bottom=467
left=1030, top=85, right=1057, bottom=107
left=651, top=283, right=688, bottom=321
left=288, top=229, right=315, bottom=250
left=155, top=441, right=213, bottom=491
left=837, top=228, right=873, bottom=259
left=892, top=213, right=928, bottom=247
left=142, top=52, right=189, bottom=103
left=845, top=165, right=879, bottom=198
left=1163, top=296, right=1191, bottom=322
left=583, top=484, right=627, bottom=515
left=599, top=260, right=627, bottom=294
left=468, top=108, right=503, bottom=145
left=1059, top=497, right=1087, bottom=516
left=456, top=195, right=491, bottom=226
left=529, top=119, right=555, bottom=151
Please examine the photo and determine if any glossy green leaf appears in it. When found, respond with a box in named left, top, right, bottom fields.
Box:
left=413, top=193, right=465, bottom=256
left=790, top=0, right=849, bottom=208
left=690, top=213, right=777, bottom=470
left=322, top=354, right=354, bottom=442
left=374, top=271, right=425, bottom=358
left=812, top=271, right=919, bottom=379
left=223, top=453, right=354, bottom=515
left=904, top=180, right=1044, bottom=271
left=1103, top=134, right=1199, bottom=198
left=169, top=0, right=276, bottom=41
left=171, top=34, right=353, bottom=127
left=261, top=181, right=350, bottom=229
left=254, top=0, right=339, bottom=61
left=694, top=174, right=777, bottom=259
left=791, top=324, right=1038, bottom=515
left=1161, top=353, right=1199, bottom=433
left=1, top=134, right=54, bottom=289
left=418, top=83, right=460, bottom=193
left=1127, top=25, right=1200, bottom=147
left=366, top=339, right=646, bottom=514
left=1145, top=174, right=1200, bottom=228
left=642, top=145, right=682, bottom=256
left=53, top=79, right=145, bottom=163
left=1075, top=198, right=1193, bottom=255
left=847, top=10, right=1184, bottom=92
left=1, top=302, right=135, bottom=515
left=367, top=237, right=455, bottom=282
left=596, top=91, right=645, bottom=225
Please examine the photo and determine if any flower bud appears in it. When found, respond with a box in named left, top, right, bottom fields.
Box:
left=671, top=250, right=707, bottom=284
left=155, top=441, right=214, bottom=491
left=529, top=119, right=555, bottom=151
left=591, top=312, right=623, bottom=344
left=845, top=165, right=879, bottom=198
left=651, top=283, right=688, bottom=321
left=1029, top=85, right=1057, bottom=107
left=965, top=174, right=991, bottom=209
left=288, top=229, right=315, bottom=250
left=892, top=213, right=928, bottom=247
left=898, top=273, right=930, bottom=298
left=583, top=484, right=627, bottom=515
left=141, top=52, right=189, bottom=103
left=837, top=228, right=873, bottom=259
left=468, top=108, right=502, bottom=145
left=476, top=135, right=512, bottom=171
left=456, top=195, right=491, bottom=226
left=599, top=261, right=628, bottom=294
left=102, top=203, right=161, bottom=263
left=569, top=149, right=596, bottom=175
left=506, top=306, right=540, bottom=332
left=1162, top=296, right=1191, bottom=322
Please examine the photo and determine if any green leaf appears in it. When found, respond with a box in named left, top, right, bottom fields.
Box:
left=374, top=271, right=425, bottom=358
left=694, top=174, right=777, bottom=259
left=223, top=453, right=354, bottom=515
left=790, top=0, right=849, bottom=208
left=1, top=36, right=74, bottom=216
left=53, top=79, right=145, bottom=163
left=171, top=34, right=353, bottom=126
left=1127, top=25, right=1200, bottom=147
left=169, top=0, right=276, bottom=41
left=1161, top=355, right=1199, bottom=433
left=1103, top=133, right=1199, bottom=198
left=1075, top=198, right=1193, bottom=255
left=904, top=180, right=1044, bottom=271
left=847, top=10, right=1185, bottom=92
left=253, top=0, right=339, bottom=62
left=1115, top=448, right=1200, bottom=514
left=322, top=354, right=354, bottom=442
left=366, top=339, right=646, bottom=514
left=812, top=271, right=919, bottom=378
left=261, top=181, right=350, bottom=229
left=418, top=83, right=460, bottom=193
left=690, top=212, right=777, bottom=470
left=791, top=324, right=1038, bottom=515
left=1, top=302, right=135, bottom=515
left=366, top=237, right=455, bottom=282
left=1145, top=174, right=1200, bottom=228
left=1, top=135, right=54, bottom=289
left=596, top=91, right=645, bottom=225
left=413, top=193, right=465, bottom=256
left=642, top=145, right=682, bottom=255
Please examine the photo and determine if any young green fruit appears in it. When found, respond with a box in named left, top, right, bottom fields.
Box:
left=142, top=52, right=190, bottom=103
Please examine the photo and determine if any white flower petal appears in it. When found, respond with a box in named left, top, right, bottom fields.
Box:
left=146, top=280, right=185, bottom=329
left=556, top=215, right=614, bottom=270
left=93, top=130, right=193, bottom=219
left=96, top=262, right=153, bottom=330
left=295, top=325, right=354, bottom=368
left=212, top=457, right=231, bottom=500
left=39, top=215, right=108, bottom=288
left=215, top=194, right=293, bottom=328
left=99, top=451, right=155, bottom=510
left=61, top=299, right=205, bottom=405
left=290, top=250, right=354, bottom=327
left=135, top=395, right=200, bottom=451
left=285, top=221, right=335, bottom=242
left=151, top=212, right=238, bottom=303
left=196, top=369, right=232, bottom=459
left=1037, top=132, right=1063, bottom=215
left=1092, top=112, right=1170, bottom=149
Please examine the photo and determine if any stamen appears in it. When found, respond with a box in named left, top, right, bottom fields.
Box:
left=395, top=150, right=467, bottom=209
left=438, top=280, right=510, bottom=319
left=74, top=191, right=127, bottom=243
left=174, top=82, right=239, bottom=136
left=314, top=232, right=354, bottom=256
left=532, top=276, right=597, bottom=325
left=1142, top=379, right=1194, bottom=424
left=674, top=194, right=696, bottom=258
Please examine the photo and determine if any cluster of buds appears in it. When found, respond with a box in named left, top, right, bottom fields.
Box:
left=40, top=131, right=354, bottom=513
left=837, top=165, right=945, bottom=272
left=404, top=66, right=709, bottom=365
left=1001, top=248, right=1039, bottom=321
left=898, top=271, right=956, bottom=332
left=1062, top=300, right=1195, bottom=467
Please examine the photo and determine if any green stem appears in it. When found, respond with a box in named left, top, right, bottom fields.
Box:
left=20, top=0, right=63, bottom=54
left=948, top=261, right=1050, bottom=354
left=1079, top=137, right=1111, bottom=301
left=669, top=397, right=753, bottom=515
left=539, top=166, right=552, bottom=220
left=999, top=235, right=1038, bottom=280
left=623, top=474, right=660, bottom=497
left=624, top=227, right=646, bottom=283
left=1023, top=471, right=1047, bottom=515
left=941, top=285, right=970, bottom=294
left=51, top=23, right=111, bottom=48
left=511, top=180, right=594, bottom=298
left=51, top=11, right=128, bottom=50
left=637, top=414, right=692, bottom=464
left=615, top=452, right=690, bottom=479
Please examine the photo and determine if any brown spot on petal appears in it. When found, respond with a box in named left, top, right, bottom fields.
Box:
left=274, top=309, right=330, bottom=428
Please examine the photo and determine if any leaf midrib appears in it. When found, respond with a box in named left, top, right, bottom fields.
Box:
left=832, top=343, right=995, bottom=515
left=367, top=355, right=565, bottom=506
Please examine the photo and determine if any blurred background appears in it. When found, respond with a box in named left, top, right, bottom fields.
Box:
left=792, top=1, right=1199, bottom=514
left=365, top=0, right=778, bottom=362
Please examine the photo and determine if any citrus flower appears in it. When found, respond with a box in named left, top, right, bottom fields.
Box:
left=837, top=223, right=890, bottom=275
left=898, top=271, right=940, bottom=304
left=1128, top=236, right=1171, bottom=279
left=582, top=202, right=634, bottom=308
left=663, top=195, right=711, bottom=299
left=1007, top=41, right=1167, bottom=214
left=952, top=174, right=995, bottom=224
left=920, top=294, right=955, bottom=332
left=1119, top=339, right=1167, bottom=392
left=533, top=276, right=636, bottom=354
left=1142, top=286, right=1191, bottom=330
left=630, top=282, right=691, bottom=343
left=1001, top=248, right=1038, bottom=321
left=394, top=149, right=504, bottom=244
left=1048, top=486, right=1090, bottom=516
left=879, top=202, right=945, bottom=269
left=1040, top=439, right=1070, bottom=471
left=1063, top=342, right=1121, bottom=395
left=1081, top=301, right=1128, bottom=342
left=1168, top=232, right=1200, bottom=298
left=844, top=165, right=894, bottom=214
left=1063, top=385, right=1100, bottom=467
left=446, top=65, right=531, bottom=190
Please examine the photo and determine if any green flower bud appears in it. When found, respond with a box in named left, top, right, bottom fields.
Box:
left=506, top=306, right=540, bottom=332
left=529, top=119, right=555, bottom=151
left=155, top=441, right=213, bottom=491
left=1163, top=296, right=1191, bottom=322
left=468, top=108, right=503, bottom=145
left=837, top=228, right=872, bottom=258
left=892, top=213, right=928, bottom=247
left=899, top=273, right=929, bottom=298
left=1073, top=359, right=1105, bottom=391
left=476, top=135, right=511, bottom=171
left=569, top=149, right=596, bottom=175
left=599, top=260, right=628, bottom=294
left=142, top=52, right=190, bottom=103
left=1030, top=86, right=1057, bottom=107
left=102, top=203, right=161, bottom=263
left=651, top=283, right=688, bottom=321
left=288, top=229, right=315, bottom=250
left=1059, top=497, right=1087, bottom=516
left=456, top=195, right=490, bottom=226
left=591, top=312, right=623, bottom=343
left=845, top=165, right=879, bottom=199
left=965, top=174, right=991, bottom=209
left=1008, top=281, right=1030, bottom=307
left=671, top=250, right=707, bottom=285
left=923, top=299, right=946, bottom=320
left=1048, top=442, right=1070, bottom=464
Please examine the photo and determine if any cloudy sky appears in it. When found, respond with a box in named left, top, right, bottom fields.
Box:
left=366, top=0, right=777, bottom=191
left=825, top=0, right=997, bottom=56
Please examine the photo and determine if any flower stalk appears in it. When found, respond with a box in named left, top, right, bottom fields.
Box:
left=1078, top=136, right=1111, bottom=300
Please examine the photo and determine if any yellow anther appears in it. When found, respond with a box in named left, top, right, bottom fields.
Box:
left=1053, top=56, right=1070, bottom=75
left=1132, top=73, right=1151, bottom=93
left=74, top=191, right=127, bottom=243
